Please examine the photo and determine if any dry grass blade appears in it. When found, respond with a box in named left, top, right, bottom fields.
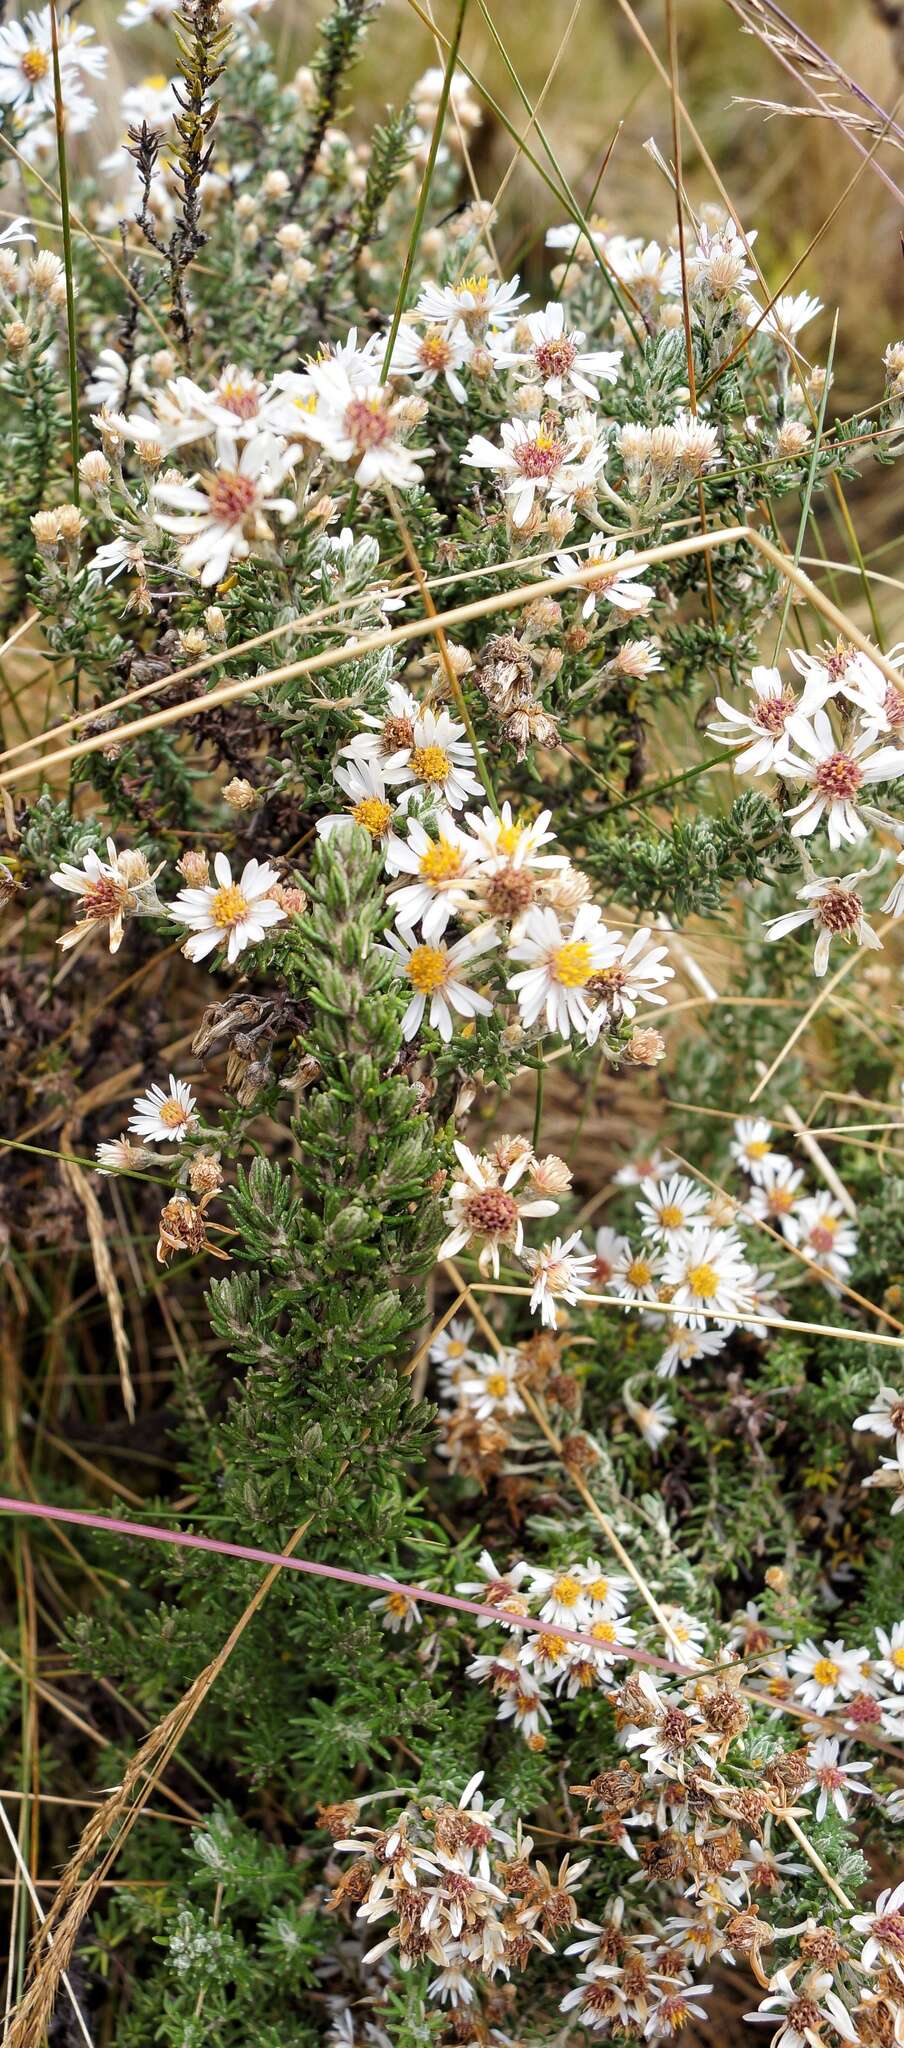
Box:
left=58, top=1122, right=135, bottom=1424
left=5, top=1517, right=314, bottom=2048
left=6, top=524, right=903, bottom=791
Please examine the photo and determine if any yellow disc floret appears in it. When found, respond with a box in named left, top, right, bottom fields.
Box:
left=352, top=796, right=392, bottom=837
left=551, top=940, right=593, bottom=988
left=419, top=839, right=463, bottom=884
left=410, top=744, right=451, bottom=786
left=407, top=944, right=449, bottom=993
left=686, top=1261, right=718, bottom=1299
left=812, top=1657, right=841, bottom=1686
left=211, top=883, right=249, bottom=927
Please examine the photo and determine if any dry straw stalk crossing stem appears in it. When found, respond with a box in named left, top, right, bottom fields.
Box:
left=5, top=523, right=903, bottom=792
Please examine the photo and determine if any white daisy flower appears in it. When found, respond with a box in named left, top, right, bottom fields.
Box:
left=624, top=1388, right=675, bottom=1450
left=804, top=1736, right=872, bottom=1821
left=0, top=6, right=105, bottom=121
left=170, top=851, right=286, bottom=965
left=458, top=1351, right=526, bottom=1420
left=554, top=535, right=654, bottom=620
left=709, top=665, right=811, bottom=775
left=759, top=289, right=824, bottom=341
left=793, top=1196, right=858, bottom=1282
left=584, top=928, right=674, bottom=1035
left=456, top=1549, right=531, bottom=1627
left=382, top=923, right=497, bottom=1043
left=461, top=416, right=581, bottom=527
left=853, top=1385, right=904, bottom=1447
left=788, top=1637, right=868, bottom=1712
left=523, top=1231, right=596, bottom=1328
left=730, top=1117, right=786, bottom=1184
left=746, top=1969, right=859, bottom=2048
left=655, top=1322, right=729, bottom=1380
left=430, top=1316, right=479, bottom=1388
left=862, top=1444, right=904, bottom=1516
left=339, top=680, right=421, bottom=783
left=388, top=319, right=471, bottom=402
left=464, top=800, right=564, bottom=874
left=636, top=1172, right=709, bottom=1243
left=764, top=872, right=883, bottom=977
left=851, top=1880, right=904, bottom=1984
left=385, top=810, right=480, bottom=941
left=395, top=706, right=484, bottom=812
left=369, top=1585, right=421, bottom=1634
left=506, top=904, right=622, bottom=1039
left=154, top=433, right=299, bottom=585
left=659, top=1604, right=707, bottom=1667
left=610, top=1240, right=665, bottom=1309
left=613, top=1148, right=669, bottom=1187
left=777, top=709, right=904, bottom=847
left=875, top=1621, right=904, bottom=1690
left=660, top=1226, right=755, bottom=1331
left=51, top=839, right=164, bottom=953
left=573, top=1561, right=629, bottom=1618
left=95, top=1137, right=155, bottom=1174
left=515, top=301, right=622, bottom=401
left=292, top=359, right=429, bottom=488
left=438, top=1138, right=559, bottom=1276
left=317, top=758, right=398, bottom=854
left=524, top=1562, right=591, bottom=1628
left=412, top=272, right=527, bottom=336
left=745, top=1158, right=806, bottom=1240
left=128, top=1074, right=198, bottom=1145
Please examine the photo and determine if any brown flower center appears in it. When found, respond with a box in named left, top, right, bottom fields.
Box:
left=533, top=335, right=577, bottom=380
left=464, top=1186, right=519, bottom=1236
left=207, top=472, right=258, bottom=525
left=813, top=750, right=862, bottom=800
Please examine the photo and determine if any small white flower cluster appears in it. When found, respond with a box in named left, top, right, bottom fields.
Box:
left=711, top=639, right=904, bottom=976
left=730, top=1115, right=859, bottom=1286
left=854, top=1383, right=904, bottom=1518
left=459, top=1547, right=709, bottom=1748
left=316, top=683, right=673, bottom=1054
left=329, top=1773, right=592, bottom=2013
left=50, top=838, right=296, bottom=969
left=593, top=1160, right=762, bottom=1360
left=0, top=5, right=106, bottom=142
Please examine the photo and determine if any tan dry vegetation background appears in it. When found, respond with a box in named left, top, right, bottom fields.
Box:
left=82, top=0, right=904, bottom=640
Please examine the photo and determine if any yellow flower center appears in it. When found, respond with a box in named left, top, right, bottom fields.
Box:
left=586, top=1578, right=609, bottom=1602
left=211, top=883, right=249, bottom=927
left=419, top=839, right=463, bottom=884
left=550, top=1574, right=581, bottom=1607
left=626, top=1257, right=652, bottom=1288
left=552, top=940, right=593, bottom=988
left=458, top=273, right=489, bottom=295
left=812, top=1657, right=840, bottom=1686
left=410, top=743, right=451, bottom=785
left=659, top=1203, right=685, bottom=1229
left=143, top=72, right=168, bottom=89
left=160, top=1100, right=190, bottom=1128
left=21, top=45, right=50, bottom=80
left=497, top=820, right=523, bottom=856
left=892, top=1647, right=904, bottom=1670
left=686, top=1261, right=719, bottom=1299
left=769, top=1188, right=794, bottom=1213
left=407, top=944, right=448, bottom=993
left=536, top=1630, right=567, bottom=1660
left=591, top=1620, right=617, bottom=1643
left=386, top=1592, right=410, bottom=1616
left=746, top=1139, right=769, bottom=1159
left=293, top=392, right=318, bottom=413
left=485, top=1371, right=509, bottom=1399
left=446, top=1339, right=465, bottom=1358
left=352, top=795, right=392, bottom=837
